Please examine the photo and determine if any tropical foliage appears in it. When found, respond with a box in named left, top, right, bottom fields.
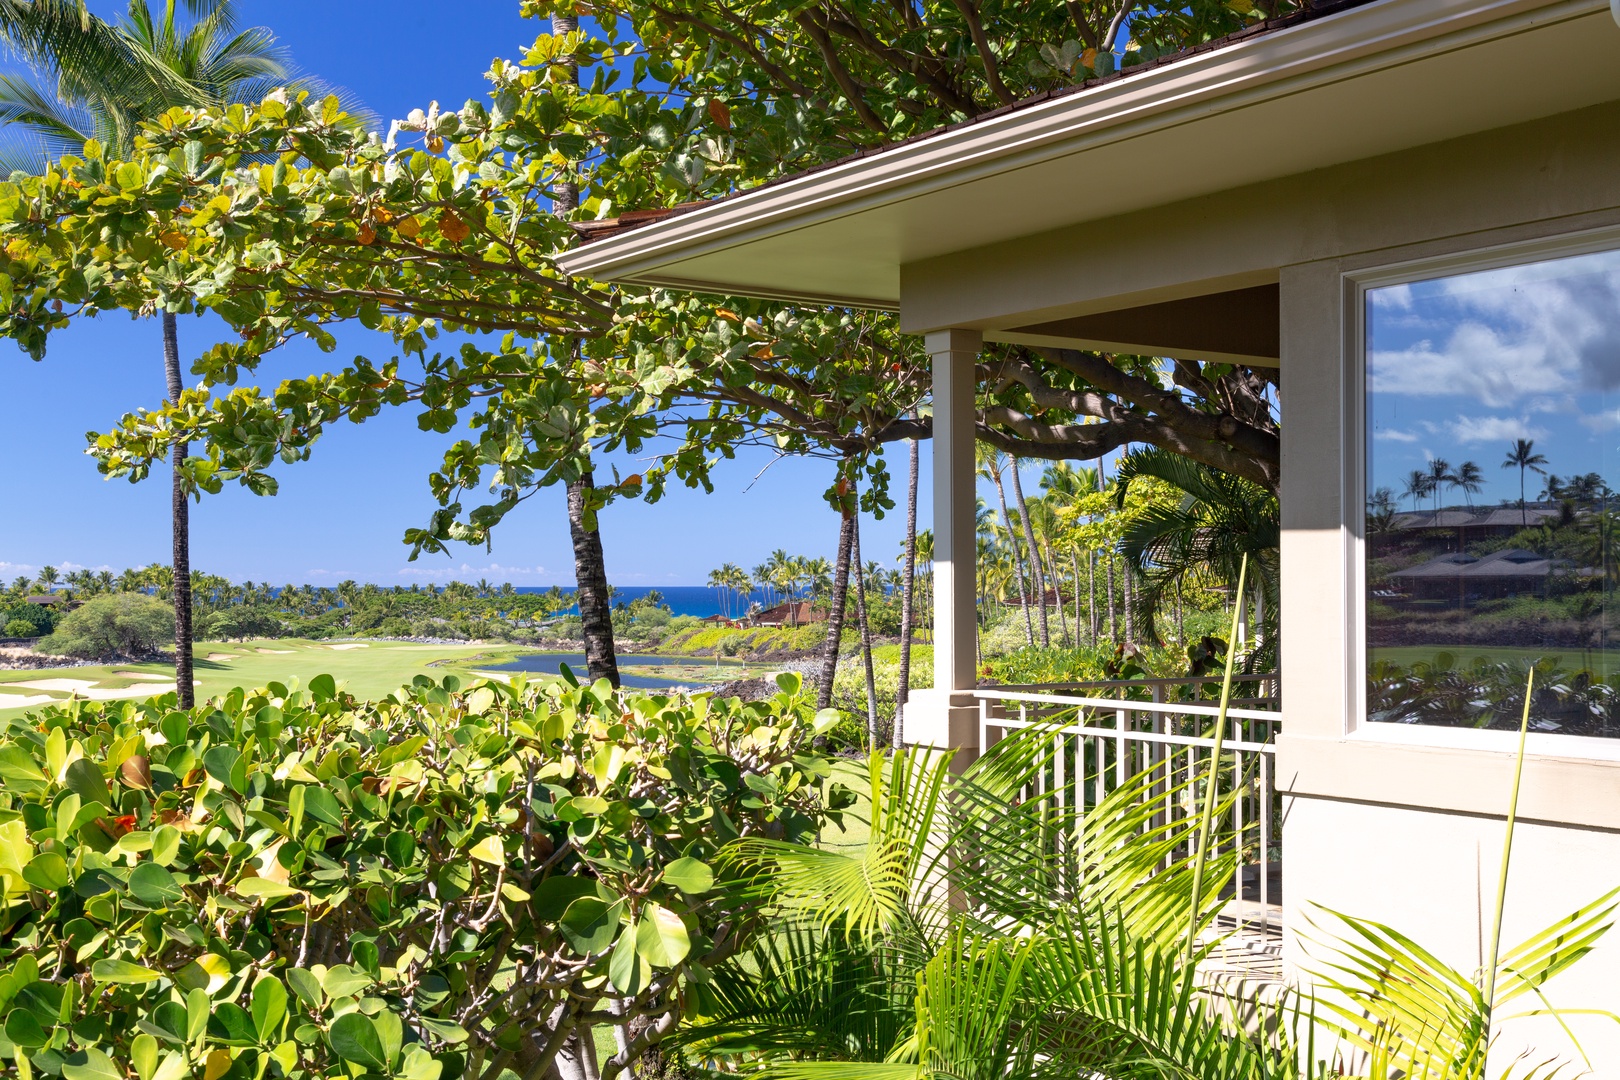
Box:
left=37, top=592, right=174, bottom=658
left=0, top=670, right=849, bottom=1080
left=2, top=569, right=574, bottom=645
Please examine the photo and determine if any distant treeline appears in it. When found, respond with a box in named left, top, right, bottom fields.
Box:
left=4, top=564, right=575, bottom=642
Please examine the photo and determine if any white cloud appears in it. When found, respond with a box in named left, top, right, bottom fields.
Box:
left=0, top=561, right=36, bottom=577
left=1374, top=428, right=1419, bottom=443
left=1425, top=414, right=1544, bottom=445
left=1368, top=249, right=1620, bottom=409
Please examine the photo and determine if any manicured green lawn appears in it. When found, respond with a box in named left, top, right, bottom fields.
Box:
left=1370, top=645, right=1620, bottom=670
left=0, top=638, right=542, bottom=720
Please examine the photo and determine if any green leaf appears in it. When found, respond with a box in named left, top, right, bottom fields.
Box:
left=532, top=875, right=599, bottom=922
left=373, top=1009, right=402, bottom=1065
left=285, top=967, right=322, bottom=1008
left=609, top=922, right=650, bottom=994
left=185, top=989, right=209, bottom=1042
left=202, top=746, right=242, bottom=791
left=235, top=877, right=302, bottom=901
left=137, top=1001, right=188, bottom=1045
left=63, top=758, right=111, bottom=809
left=128, top=863, right=183, bottom=907
left=91, top=959, right=164, bottom=985
left=131, top=1033, right=159, bottom=1080
left=319, top=964, right=371, bottom=1000
left=467, top=834, right=505, bottom=865
left=251, top=977, right=287, bottom=1043
left=301, top=786, right=344, bottom=828
left=151, top=825, right=181, bottom=867
left=385, top=830, right=416, bottom=866
left=559, top=897, right=620, bottom=954
left=637, top=903, right=691, bottom=967
left=61, top=1047, right=121, bottom=1080
left=22, top=852, right=69, bottom=892
left=287, top=784, right=306, bottom=838
left=5, top=1007, right=48, bottom=1048
left=662, top=857, right=713, bottom=896
left=308, top=674, right=337, bottom=701
left=329, top=1012, right=387, bottom=1070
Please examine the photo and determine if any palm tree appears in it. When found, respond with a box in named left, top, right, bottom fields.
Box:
left=1114, top=448, right=1280, bottom=659
left=707, top=565, right=731, bottom=617
left=1402, top=469, right=1432, bottom=513
left=1426, top=457, right=1455, bottom=512
left=1007, top=455, right=1050, bottom=647
left=0, top=0, right=356, bottom=706
left=895, top=421, right=920, bottom=748
left=1454, top=460, right=1483, bottom=509
left=977, top=446, right=1034, bottom=646
left=1502, top=438, right=1549, bottom=525
left=33, top=565, right=59, bottom=593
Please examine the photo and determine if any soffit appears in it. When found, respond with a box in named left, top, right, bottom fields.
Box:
left=557, top=0, right=1620, bottom=311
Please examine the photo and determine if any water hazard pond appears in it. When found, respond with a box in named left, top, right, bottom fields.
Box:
left=482, top=652, right=748, bottom=689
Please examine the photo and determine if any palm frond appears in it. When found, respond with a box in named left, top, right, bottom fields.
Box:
left=1303, top=891, right=1620, bottom=1079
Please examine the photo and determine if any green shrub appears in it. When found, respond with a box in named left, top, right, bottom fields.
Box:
left=4, top=619, right=37, bottom=638
left=202, top=604, right=283, bottom=642
left=38, top=593, right=173, bottom=658
left=0, top=672, right=846, bottom=1080
left=1, top=604, right=54, bottom=638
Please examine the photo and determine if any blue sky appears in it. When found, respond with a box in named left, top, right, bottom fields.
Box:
left=0, top=1, right=976, bottom=587
left=1368, top=248, right=1620, bottom=511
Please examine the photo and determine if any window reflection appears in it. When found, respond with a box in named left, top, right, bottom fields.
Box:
left=1366, top=247, right=1620, bottom=737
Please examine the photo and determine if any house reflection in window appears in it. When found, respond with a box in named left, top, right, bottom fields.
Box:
left=1365, top=246, right=1620, bottom=738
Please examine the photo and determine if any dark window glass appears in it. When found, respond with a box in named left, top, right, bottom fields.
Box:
left=1366, top=248, right=1620, bottom=737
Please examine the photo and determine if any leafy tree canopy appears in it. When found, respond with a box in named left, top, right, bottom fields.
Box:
left=0, top=0, right=1288, bottom=563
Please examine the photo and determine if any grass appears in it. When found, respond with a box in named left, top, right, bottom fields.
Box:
left=1370, top=645, right=1620, bottom=670
left=0, top=638, right=543, bottom=721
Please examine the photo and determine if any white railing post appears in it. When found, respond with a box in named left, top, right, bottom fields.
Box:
left=967, top=677, right=1282, bottom=940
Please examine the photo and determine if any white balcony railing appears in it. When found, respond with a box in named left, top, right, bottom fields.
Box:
left=974, top=675, right=1282, bottom=936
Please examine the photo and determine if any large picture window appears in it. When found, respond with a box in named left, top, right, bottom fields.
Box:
left=1365, top=245, right=1620, bottom=738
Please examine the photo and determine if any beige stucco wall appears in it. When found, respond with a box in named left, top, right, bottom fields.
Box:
left=902, top=97, right=1620, bottom=1070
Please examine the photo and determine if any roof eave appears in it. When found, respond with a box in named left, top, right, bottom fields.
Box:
left=557, top=0, right=1605, bottom=296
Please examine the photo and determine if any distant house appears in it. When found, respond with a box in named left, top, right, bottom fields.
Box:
left=749, top=601, right=822, bottom=628
left=701, top=614, right=745, bottom=628
left=1387, top=548, right=1567, bottom=602
left=1391, top=505, right=1563, bottom=535
left=24, top=594, right=66, bottom=607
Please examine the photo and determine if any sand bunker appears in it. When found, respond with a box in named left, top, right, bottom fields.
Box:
left=256, top=648, right=294, bottom=654
left=11, top=679, right=97, bottom=692
left=205, top=653, right=238, bottom=661
left=8, top=677, right=194, bottom=702
left=0, top=692, right=55, bottom=708
left=114, top=671, right=172, bottom=681
left=326, top=643, right=369, bottom=650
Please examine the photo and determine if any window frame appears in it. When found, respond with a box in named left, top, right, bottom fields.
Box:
left=1343, top=225, right=1620, bottom=762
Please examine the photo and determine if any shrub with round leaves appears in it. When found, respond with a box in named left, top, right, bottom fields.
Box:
left=0, top=669, right=847, bottom=1080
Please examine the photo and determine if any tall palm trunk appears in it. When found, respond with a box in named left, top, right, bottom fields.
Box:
left=567, top=472, right=619, bottom=686
left=1122, top=564, right=1136, bottom=643
left=990, top=468, right=1033, bottom=646
left=1008, top=460, right=1049, bottom=646
left=815, top=507, right=857, bottom=712
left=162, top=311, right=194, bottom=708
left=1043, top=532, right=1068, bottom=645
left=1097, top=465, right=1117, bottom=643
left=554, top=11, right=616, bottom=688
left=1086, top=550, right=1097, bottom=645
left=895, top=430, right=919, bottom=748
left=852, top=518, right=879, bottom=748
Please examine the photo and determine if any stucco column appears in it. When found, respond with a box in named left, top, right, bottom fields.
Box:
left=906, top=328, right=982, bottom=757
